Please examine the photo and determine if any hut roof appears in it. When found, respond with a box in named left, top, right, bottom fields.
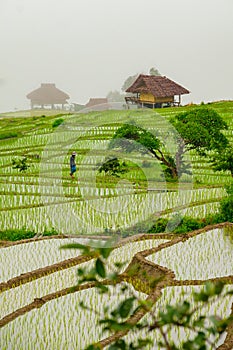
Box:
left=126, top=74, right=189, bottom=97
left=85, top=98, right=108, bottom=108
left=26, top=83, right=70, bottom=104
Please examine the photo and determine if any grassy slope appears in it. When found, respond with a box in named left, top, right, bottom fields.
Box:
left=0, top=101, right=232, bottom=237
left=1, top=104, right=233, bottom=350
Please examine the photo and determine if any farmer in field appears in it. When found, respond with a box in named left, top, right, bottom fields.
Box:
left=70, top=151, right=77, bottom=178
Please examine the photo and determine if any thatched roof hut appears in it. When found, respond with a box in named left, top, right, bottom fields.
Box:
left=125, top=74, right=189, bottom=108
left=85, top=98, right=109, bottom=111
left=27, top=83, right=70, bottom=109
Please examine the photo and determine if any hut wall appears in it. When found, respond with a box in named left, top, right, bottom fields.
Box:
left=139, top=93, right=156, bottom=103
left=139, top=94, right=174, bottom=104
left=154, top=96, right=174, bottom=103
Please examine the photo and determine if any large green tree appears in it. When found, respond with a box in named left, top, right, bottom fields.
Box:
left=211, top=146, right=233, bottom=177
left=121, top=73, right=139, bottom=92
left=219, top=182, right=233, bottom=222
left=109, top=123, right=179, bottom=179
left=149, top=67, right=161, bottom=76
left=122, top=67, right=161, bottom=93
left=171, top=108, right=228, bottom=154
left=171, top=108, right=228, bottom=177
left=106, top=90, right=125, bottom=103
left=109, top=108, right=229, bottom=180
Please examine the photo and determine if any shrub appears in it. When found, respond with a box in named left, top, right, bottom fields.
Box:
left=52, top=118, right=64, bottom=128
left=148, top=215, right=222, bottom=235
left=225, top=182, right=233, bottom=196
left=200, top=214, right=222, bottom=226
left=12, top=157, right=30, bottom=172
left=0, top=227, right=59, bottom=241
left=148, top=218, right=168, bottom=233
left=219, top=197, right=233, bottom=222
left=173, top=216, right=202, bottom=233
left=0, top=132, right=20, bottom=140
left=98, top=157, right=129, bottom=177
left=218, top=182, right=233, bottom=222
left=43, top=227, right=59, bottom=236
left=0, top=229, right=36, bottom=241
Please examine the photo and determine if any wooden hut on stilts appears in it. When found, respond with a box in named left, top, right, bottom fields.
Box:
left=125, top=75, right=189, bottom=109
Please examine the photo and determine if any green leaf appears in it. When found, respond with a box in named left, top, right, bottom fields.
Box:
left=61, top=242, right=86, bottom=249
left=85, top=345, right=102, bottom=350
left=182, top=331, right=207, bottom=349
left=128, top=338, right=153, bottom=349
left=109, top=339, right=127, bottom=350
left=193, top=316, right=205, bottom=328
left=120, top=285, right=129, bottom=292
left=96, top=283, right=109, bottom=294
left=193, top=291, right=209, bottom=302
left=99, top=247, right=113, bottom=259
left=205, top=281, right=224, bottom=296
left=109, top=272, right=118, bottom=282
left=78, top=267, right=98, bottom=283
left=77, top=268, right=84, bottom=276
left=208, top=316, right=229, bottom=333
left=79, top=301, right=89, bottom=310
left=226, top=290, right=233, bottom=295
left=61, top=243, right=91, bottom=255
left=118, top=297, right=135, bottom=318
left=138, top=299, right=154, bottom=311
left=100, top=319, right=132, bottom=332
left=114, top=262, right=126, bottom=268
left=95, top=258, right=106, bottom=278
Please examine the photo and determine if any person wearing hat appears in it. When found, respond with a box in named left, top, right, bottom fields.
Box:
left=70, top=151, right=77, bottom=178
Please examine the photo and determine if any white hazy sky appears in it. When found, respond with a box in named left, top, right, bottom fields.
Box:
left=0, top=0, right=233, bottom=112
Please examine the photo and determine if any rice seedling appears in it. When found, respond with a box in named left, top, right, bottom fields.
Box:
left=0, top=238, right=91, bottom=282
left=123, top=284, right=233, bottom=349
left=0, top=283, right=146, bottom=350
left=147, top=228, right=233, bottom=280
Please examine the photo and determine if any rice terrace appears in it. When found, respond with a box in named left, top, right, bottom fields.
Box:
left=0, top=101, right=233, bottom=349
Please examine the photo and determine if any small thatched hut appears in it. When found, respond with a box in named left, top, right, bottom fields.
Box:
left=85, top=98, right=109, bottom=111
left=27, top=83, right=70, bottom=109
left=125, top=74, right=189, bottom=108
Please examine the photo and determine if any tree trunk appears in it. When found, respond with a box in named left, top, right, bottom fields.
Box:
left=150, top=149, right=178, bottom=179
left=176, top=139, right=186, bottom=176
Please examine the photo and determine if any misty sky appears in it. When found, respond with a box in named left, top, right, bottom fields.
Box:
left=0, top=0, right=233, bottom=112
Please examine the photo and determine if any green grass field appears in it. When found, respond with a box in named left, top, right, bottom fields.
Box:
left=0, top=102, right=232, bottom=235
